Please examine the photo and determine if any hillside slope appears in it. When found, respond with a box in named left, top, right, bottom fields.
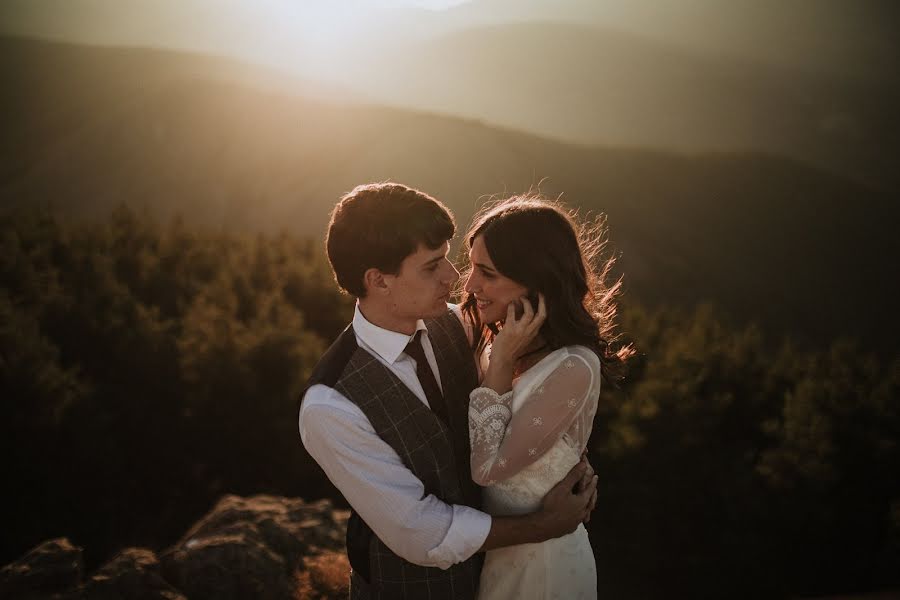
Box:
left=2, top=36, right=897, bottom=351
left=332, top=22, right=900, bottom=191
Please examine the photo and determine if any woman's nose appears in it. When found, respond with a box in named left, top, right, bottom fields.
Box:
left=464, top=272, right=478, bottom=293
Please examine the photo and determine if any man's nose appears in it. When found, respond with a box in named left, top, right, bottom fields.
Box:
left=442, top=261, right=460, bottom=285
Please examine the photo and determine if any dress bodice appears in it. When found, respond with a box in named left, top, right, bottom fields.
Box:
left=469, top=345, right=602, bottom=516
left=482, top=437, right=582, bottom=516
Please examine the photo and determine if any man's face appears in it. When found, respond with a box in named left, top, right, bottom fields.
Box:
left=384, top=241, right=459, bottom=323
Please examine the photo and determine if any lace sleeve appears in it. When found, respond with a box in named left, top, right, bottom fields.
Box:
left=468, top=351, right=599, bottom=485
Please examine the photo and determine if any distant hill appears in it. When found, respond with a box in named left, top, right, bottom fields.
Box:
left=2, top=36, right=897, bottom=352
left=332, top=21, right=900, bottom=192
left=429, top=0, right=900, bottom=83
left=4, top=4, right=898, bottom=191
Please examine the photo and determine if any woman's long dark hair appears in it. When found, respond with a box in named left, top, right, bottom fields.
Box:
left=460, top=194, right=634, bottom=386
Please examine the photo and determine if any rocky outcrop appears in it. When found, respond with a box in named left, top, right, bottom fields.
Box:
left=0, top=495, right=349, bottom=600
left=82, top=548, right=186, bottom=600
left=0, top=538, right=83, bottom=599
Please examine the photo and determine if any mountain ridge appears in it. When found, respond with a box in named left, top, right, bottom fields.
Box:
left=331, top=20, right=900, bottom=191
left=3, top=35, right=897, bottom=352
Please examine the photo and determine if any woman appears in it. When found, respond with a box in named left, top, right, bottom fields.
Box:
left=462, top=195, right=632, bottom=599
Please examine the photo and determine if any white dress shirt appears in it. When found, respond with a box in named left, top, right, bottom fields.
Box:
left=298, top=303, right=491, bottom=570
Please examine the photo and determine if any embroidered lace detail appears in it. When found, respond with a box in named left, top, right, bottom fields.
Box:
left=469, top=402, right=512, bottom=427
left=469, top=347, right=601, bottom=488
left=469, top=387, right=513, bottom=470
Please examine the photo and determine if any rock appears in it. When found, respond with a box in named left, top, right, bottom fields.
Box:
left=159, top=495, right=348, bottom=600
left=1, top=496, right=351, bottom=600
left=82, top=548, right=185, bottom=600
left=293, top=550, right=351, bottom=600
left=160, top=532, right=292, bottom=600
left=173, top=495, right=346, bottom=567
left=0, top=538, right=83, bottom=599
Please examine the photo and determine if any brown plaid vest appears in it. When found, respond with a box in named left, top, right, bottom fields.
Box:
left=304, top=309, right=483, bottom=599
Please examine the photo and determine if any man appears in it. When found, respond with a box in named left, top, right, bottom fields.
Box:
left=299, top=183, right=597, bottom=599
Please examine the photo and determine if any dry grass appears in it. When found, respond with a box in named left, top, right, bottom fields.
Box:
left=294, top=550, right=350, bottom=599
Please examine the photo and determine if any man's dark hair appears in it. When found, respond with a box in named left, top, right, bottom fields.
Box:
left=326, top=183, right=456, bottom=297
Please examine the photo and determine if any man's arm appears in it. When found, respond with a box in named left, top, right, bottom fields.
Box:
left=300, top=387, right=491, bottom=569
left=580, top=451, right=598, bottom=523
left=478, top=459, right=597, bottom=551
left=301, top=389, right=597, bottom=563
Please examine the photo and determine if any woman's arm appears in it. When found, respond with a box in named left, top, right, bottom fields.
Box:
left=469, top=352, right=598, bottom=485
left=480, top=295, right=546, bottom=395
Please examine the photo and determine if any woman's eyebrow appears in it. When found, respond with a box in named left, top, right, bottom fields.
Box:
left=474, top=261, right=496, bottom=274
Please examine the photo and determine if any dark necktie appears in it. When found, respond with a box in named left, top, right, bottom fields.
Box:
left=404, top=330, right=450, bottom=427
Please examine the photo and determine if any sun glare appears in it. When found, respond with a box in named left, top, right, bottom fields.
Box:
left=243, top=0, right=469, bottom=80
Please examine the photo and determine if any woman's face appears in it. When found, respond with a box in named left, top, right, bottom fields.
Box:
left=464, top=234, right=529, bottom=324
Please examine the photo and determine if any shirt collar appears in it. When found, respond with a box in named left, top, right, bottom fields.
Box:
left=353, top=303, right=428, bottom=365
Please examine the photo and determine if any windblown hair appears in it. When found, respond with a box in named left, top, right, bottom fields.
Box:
left=326, top=183, right=455, bottom=298
left=461, top=194, right=633, bottom=385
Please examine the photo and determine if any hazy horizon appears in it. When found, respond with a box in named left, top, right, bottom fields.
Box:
left=2, top=0, right=898, bottom=83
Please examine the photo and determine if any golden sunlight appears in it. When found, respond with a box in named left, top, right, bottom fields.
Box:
left=244, top=0, right=468, bottom=76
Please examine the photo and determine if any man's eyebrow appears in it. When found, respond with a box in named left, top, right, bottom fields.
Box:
left=474, top=261, right=496, bottom=273
left=423, top=256, right=443, bottom=267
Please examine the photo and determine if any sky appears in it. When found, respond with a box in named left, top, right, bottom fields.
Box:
left=1, top=0, right=897, bottom=83
left=0, top=0, right=470, bottom=74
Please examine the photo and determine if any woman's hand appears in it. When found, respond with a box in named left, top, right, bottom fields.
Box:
left=490, top=293, right=547, bottom=368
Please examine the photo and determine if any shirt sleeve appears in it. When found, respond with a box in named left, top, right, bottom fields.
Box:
left=468, top=352, right=598, bottom=485
left=299, top=384, right=491, bottom=568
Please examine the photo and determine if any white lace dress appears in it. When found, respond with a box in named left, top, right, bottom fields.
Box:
left=469, top=345, right=601, bottom=600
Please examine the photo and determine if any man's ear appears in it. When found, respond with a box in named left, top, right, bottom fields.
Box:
left=363, top=267, right=390, bottom=295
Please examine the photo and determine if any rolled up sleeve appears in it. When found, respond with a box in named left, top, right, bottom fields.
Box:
left=300, top=385, right=491, bottom=568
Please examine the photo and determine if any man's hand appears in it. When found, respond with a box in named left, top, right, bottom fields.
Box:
left=579, top=450, right=598, bottom=524
left=536, top=459, right=597, bottom=539
left=480, top=458, right=598, bottom=552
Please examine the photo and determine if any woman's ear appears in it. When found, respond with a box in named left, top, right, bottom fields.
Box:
left=363, top=267, right=389, bottom=296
